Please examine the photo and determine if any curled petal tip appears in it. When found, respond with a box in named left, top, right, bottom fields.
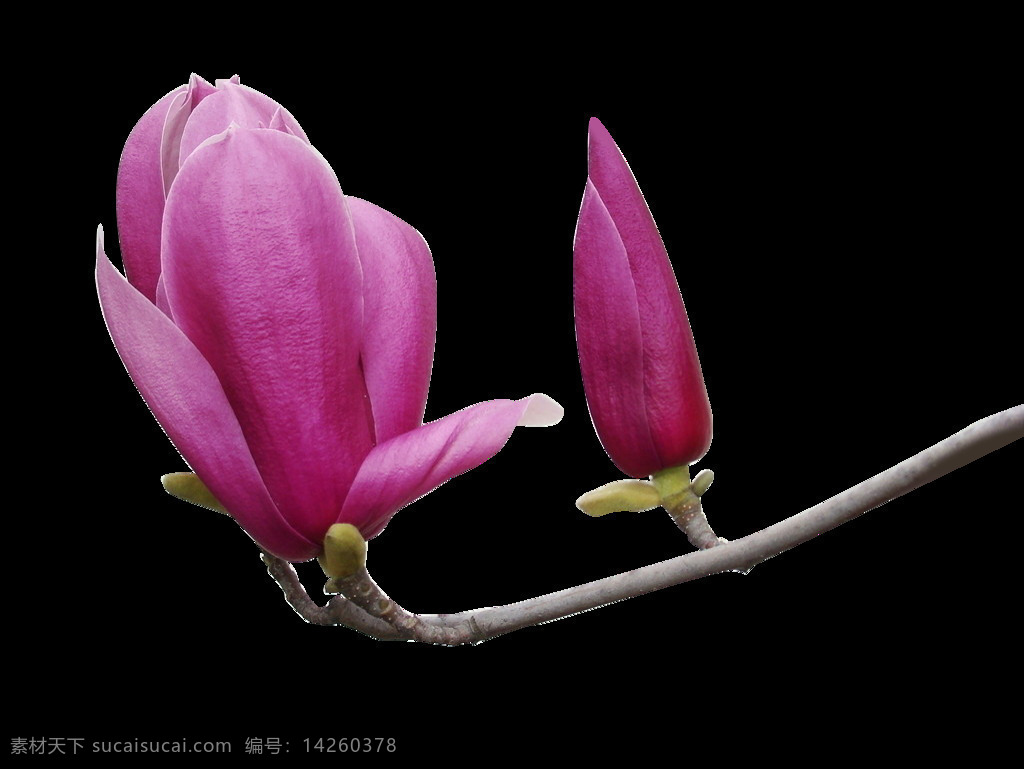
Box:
left=188, top=122, right=236, bottom=157
left=268, top=106, right=301, bottom=136
left=186, top=73, right=213, bottom=91
left=518, top=393, right=564, bottom=427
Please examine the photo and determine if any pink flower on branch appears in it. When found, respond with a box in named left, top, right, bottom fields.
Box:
left=98, top=75, right=562, bottom=562
left=574, top=118, right=712, bottom=479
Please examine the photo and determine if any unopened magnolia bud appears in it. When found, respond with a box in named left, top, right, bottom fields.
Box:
left=322, top=523, right=367, bottom=578
left=574, top=119, right=713, bottom=479
left=576, top=479, right=662, bottom=517
left=161, top=472, right=228, bottom=515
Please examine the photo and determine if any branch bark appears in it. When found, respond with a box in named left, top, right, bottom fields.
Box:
left=263, top=405, right=1023, bottom=644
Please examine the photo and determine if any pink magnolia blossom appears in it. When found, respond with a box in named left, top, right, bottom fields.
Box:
left=97, top=75, right=562, bottom=562
left=573, top=118, right=711, bottom=479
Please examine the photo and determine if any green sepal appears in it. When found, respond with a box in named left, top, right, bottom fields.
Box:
left=322, top=523, right=367, bottom=579
left=576, top=479, right=662, bottom=517
left=161, top=472, right=229, bottom=515
left=650, top=464, right=691, bottom=499
left=691, top=469, right=715, bottom=497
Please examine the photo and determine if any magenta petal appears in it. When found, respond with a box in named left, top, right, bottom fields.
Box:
left=177, top=81, right=309, bottom=168
left=582, top=119, right=713, bottom=474
left=159, top=73, right=218, bottom=197
left=115, top=83, right=187, bottom=303
left=348, top=197, right=437, bottom=443
left=574, top=180, right=660, bottom=478
left=154, top=274, right=171, bottom=317
left=96, top=232, right=317, bottom=562
left=162, top=127, right=373, bottom=545
left=340, top=394, right=563, bottom=539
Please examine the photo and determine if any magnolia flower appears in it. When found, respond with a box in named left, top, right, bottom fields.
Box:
left=573, top=118, right=711, bottom=479
left=97, top=75, right=562, bottom=562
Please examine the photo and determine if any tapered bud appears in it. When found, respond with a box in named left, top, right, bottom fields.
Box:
left=574, top=118, right=712, bottom=478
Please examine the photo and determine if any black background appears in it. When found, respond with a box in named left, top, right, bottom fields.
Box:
left=13, top=33, right=1020, bottom=760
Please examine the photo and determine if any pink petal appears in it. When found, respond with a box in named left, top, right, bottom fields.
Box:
left=162, top=127, right=373, bottom=546
left=96, top=230, right=317, bottom=562
left=586, top=118, right=713, bottom=472
left=159, top=73, right=218, bottom=197
left=177, top=81, right=309, bottom=169
left=574, top=180, right=660, bottom=477
left=348, top=197, right=437, bottom=443
left=115, top=83, right=187, bottom=302
left=154, top=274, right=171, bottom=316
left=340, top=394, right=563, bottom=539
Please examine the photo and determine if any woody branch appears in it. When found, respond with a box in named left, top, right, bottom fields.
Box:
left=263, top=405, right=1022, bottom=644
